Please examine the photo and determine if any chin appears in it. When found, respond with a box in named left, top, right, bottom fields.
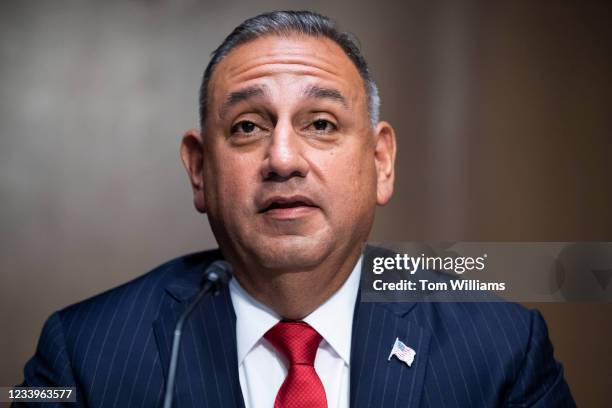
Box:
left=251, top=235, right=333, bottom=271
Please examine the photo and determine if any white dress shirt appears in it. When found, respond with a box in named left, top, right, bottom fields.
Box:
left=229, top=256, right=362, bottom=408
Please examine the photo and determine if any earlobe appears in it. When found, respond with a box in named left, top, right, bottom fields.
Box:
left=180, top=129, right=207, bottom=213
left=374, top=121, right=397, bottom=206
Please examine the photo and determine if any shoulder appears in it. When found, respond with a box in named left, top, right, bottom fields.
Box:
left=54, top=249, right=222, bottom=350
left=421, top=300, right=536, bottom=336
left=395, top=301, right=573, bottom=405
left=416, top=301, right=542, bottom=376
left=386, top=300, right=537, bottom=358
left=20, top=249, right=222, bottom=391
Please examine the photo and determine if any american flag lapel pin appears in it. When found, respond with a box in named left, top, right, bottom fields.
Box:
left=388, top=337, right=416, bottom=367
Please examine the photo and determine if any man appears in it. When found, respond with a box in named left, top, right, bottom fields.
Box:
left=18, top=10, right=574, bottom=407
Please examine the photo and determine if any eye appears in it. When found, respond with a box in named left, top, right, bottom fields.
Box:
left=311, top=119, right=336, bottom=132
left=231, top=120, right=257, bottom=134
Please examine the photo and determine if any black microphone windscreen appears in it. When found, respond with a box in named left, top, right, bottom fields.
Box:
left=204, top=260, right=233, bottom=287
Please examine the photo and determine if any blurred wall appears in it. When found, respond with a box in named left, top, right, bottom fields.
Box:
left=1, top=1, right=610, bottom=406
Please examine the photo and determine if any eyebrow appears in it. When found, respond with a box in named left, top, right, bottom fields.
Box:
left=220, top=85, right=269, bottom=117
left=219, top=84, right=348, bottom=118
left=303, top=85, right=348, bottom=108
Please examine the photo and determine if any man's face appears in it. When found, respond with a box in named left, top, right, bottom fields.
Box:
left=183, top=34, right=395, bottom=275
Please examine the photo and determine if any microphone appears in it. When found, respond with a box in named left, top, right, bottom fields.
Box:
left=162, top=260, right=233, bottom=408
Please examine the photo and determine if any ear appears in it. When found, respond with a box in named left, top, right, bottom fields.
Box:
left=373, top=121, right=397, bottom=206
left=180, top=128, right=207, bottom=213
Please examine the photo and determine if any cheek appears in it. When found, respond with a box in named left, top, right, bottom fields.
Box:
left=320, top=146, right=377, bottom=204
left=206, top=151, right=260, bottom=214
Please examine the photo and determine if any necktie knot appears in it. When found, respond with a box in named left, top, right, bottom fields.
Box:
left=264, top=321, right=322, bottom=366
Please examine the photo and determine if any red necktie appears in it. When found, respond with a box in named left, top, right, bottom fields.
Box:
left=264, top=321, right=328, bottom=408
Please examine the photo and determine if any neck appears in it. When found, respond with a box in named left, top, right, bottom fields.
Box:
left=232, top=245, right=363, bottom=320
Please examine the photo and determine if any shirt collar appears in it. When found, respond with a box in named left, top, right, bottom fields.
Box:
left=303, top=255, right=362, bottom=365
left=230, top=255, right=362, bottom=366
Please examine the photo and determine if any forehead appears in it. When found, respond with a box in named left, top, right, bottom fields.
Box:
left=207, top=34, right=366, bottom=111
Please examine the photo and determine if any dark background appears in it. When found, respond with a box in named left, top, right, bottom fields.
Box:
left=1, top=1, right=611, bottom=406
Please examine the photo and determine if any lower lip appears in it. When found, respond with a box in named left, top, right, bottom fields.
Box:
left=263, top=205, right=318, bottom=220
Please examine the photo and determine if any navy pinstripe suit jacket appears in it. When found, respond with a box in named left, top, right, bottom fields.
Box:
left=18, top=247, right=575, bottom=407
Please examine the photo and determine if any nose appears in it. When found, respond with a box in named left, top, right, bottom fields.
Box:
left=261, top=120, right=309, bottom=181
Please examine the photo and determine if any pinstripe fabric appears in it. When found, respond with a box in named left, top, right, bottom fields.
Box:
left=17, top=248, right=575, bottom=407
left=350, top=246, right=575, bottom=407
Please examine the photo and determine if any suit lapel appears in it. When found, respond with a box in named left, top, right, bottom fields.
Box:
left=153, top=257, right=245, bottom=408
left=351, top=247, right=431, bottom=408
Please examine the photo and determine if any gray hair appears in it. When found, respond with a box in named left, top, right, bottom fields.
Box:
left=199, top=10, right=380, bottom=129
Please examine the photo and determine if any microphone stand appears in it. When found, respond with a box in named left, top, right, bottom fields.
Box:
left=162, top=261, right=232, bottom=408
